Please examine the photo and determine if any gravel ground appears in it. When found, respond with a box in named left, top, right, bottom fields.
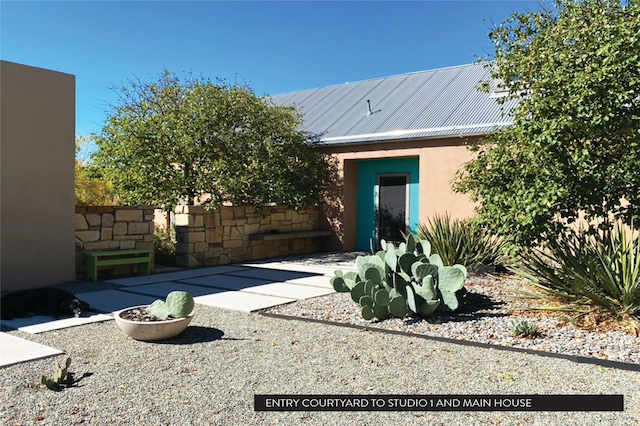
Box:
left=2, top=255, right=639, bottom=425
left=266, top=274, right=640, bottom=366
left=1, top=302, right=639, bottom=425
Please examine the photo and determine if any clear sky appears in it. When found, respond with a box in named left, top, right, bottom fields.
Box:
left=1, top=1, right=540, bottom=137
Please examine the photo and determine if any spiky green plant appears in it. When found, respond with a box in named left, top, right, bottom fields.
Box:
left=512, top=221, right=640, bottom=319
left=509, top=319, right=539, bottom=338
left=416, top=213, right=511, bottom=269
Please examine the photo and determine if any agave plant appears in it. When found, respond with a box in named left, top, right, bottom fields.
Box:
left=416, top=212, right=511, bottom=269
left=509, top=319, right=539, bottom=338
left=512, top=221, right=640, bottom=319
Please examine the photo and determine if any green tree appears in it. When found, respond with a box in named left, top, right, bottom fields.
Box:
left=92, top=70, right=335, bottom=211
left=75, top=135, right=117, bottom=206
left=455, top=0, right=640, bottom=249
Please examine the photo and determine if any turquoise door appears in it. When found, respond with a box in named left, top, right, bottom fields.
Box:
left=356, top=158, right=419, bottom=250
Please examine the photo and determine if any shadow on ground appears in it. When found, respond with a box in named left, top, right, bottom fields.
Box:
left=383, top=291, right=509, bottom=326
left=150, top=326, right=225, bottom=345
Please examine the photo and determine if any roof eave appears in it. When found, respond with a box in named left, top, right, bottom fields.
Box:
left=310, top=123, right=512, bottom=147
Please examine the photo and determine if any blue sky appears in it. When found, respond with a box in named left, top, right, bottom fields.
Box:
left=1, top=1, right=539, bottom=137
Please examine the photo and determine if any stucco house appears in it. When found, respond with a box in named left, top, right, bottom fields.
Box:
left=271, top=63, right=516, bottom=252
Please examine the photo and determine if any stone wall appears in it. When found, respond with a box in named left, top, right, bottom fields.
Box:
left=175, top=205, right=327, bottom=267
left=75, top=206, right=155, bottom=278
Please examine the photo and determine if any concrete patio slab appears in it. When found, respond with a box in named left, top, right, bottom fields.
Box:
left=240, top=282, right=334, bottom=300
left=285, top=275, right=334, bottom=289
left=225, top=268, right=318, bottom=282
left=2, top=314, right=113, bottom=334
left=79, top=290, right=157, bottom=313
left=106, top=265, right=249, bottom=286
left=0, top=253, right=360, bottom=367
left=194, top=291, right=295, bottom=313
left=181, top=274, right=271, bottom=290
left=0, top=333, right=63, bottom=367
left=123, top=282, right=225, bottom=298
left=239, top=261, right=349, bottom=275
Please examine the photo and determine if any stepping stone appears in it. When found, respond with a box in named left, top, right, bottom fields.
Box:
left=123, top=281, right=225, bottom=298
left=181, top=275, right=271, bottom=290
left=195, top=291, right=295, bottom=313
left=11, top=314, right=113, bottom=334
left=239, top=261, right=349, bottom=275
left=225, top=268, right=317, bottom=282
left=240, top=282, right=334, bottom=300
left=0, top=333, right=63, bottom=367
left=106, top=265, right=249, bottom=286
left=285, top=275, right=334, bottom=289
left=79, top=290, right=157, bottom=313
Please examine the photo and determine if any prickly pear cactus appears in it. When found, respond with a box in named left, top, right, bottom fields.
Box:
left=436, top=265, right=467, bottom=311
left=41, top=357, right=72, bottom=390
left=146, top=291, right=194, bottom=320
left=331, top=234, right=468, bottom=320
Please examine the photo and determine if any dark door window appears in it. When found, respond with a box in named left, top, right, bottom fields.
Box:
left=376, top=174, right=408, bottom=245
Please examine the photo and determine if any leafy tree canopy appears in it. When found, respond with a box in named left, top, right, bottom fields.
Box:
left=75, top=135, right=117, bottom=206
left=455, top=0, right=640, bottom=249
left=92, top=70, right=335, bottom=211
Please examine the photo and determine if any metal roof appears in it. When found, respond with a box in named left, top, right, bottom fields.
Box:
left=270, top=63, right=516, bottom=146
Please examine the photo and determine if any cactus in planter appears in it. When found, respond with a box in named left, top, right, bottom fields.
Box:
left=146, top=291, right=195, bottom=320
left=332, top=234, right=467, bottom=321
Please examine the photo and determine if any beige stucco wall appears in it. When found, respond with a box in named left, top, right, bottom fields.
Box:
left=317, top=136, right=478, bottom=251
left=1, top=61, right=76, bottom=291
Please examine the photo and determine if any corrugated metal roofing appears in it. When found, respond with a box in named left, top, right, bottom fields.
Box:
left=270, top=63, right=516, bottom=146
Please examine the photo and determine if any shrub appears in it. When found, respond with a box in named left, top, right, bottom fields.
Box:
left=154, top=225, right=176, bottom=265
left=416, top=213, right=511, bottom=270
left=512, top=221, right=640, bottom=319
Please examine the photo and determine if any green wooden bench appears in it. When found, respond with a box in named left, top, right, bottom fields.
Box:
left=84, top=249, right=153, bottom=282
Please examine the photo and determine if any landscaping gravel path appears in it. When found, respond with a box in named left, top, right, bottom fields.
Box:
left=1, top=303, right=639, bottom=425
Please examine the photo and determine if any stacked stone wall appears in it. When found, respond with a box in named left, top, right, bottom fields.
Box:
left=175, top=205, right=325, bottom=267
left=75, top=206, right=155, bottom=278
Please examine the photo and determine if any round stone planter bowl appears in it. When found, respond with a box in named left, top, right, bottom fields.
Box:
left=114, top=306, right=195, bottom=341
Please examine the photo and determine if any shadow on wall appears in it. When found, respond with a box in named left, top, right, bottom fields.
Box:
left=319, top=154, right=344, bottom=252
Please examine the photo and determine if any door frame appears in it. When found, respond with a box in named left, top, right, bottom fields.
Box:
left=355, top=157, right=420, bottom=251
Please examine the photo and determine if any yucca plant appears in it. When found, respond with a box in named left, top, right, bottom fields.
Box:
left=416, top=213, right=510, bottom=269
left=513, top=221, right=640, bottom=319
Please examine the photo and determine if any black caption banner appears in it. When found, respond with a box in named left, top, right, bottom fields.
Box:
left=255, top=394, right=623, bottom=412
